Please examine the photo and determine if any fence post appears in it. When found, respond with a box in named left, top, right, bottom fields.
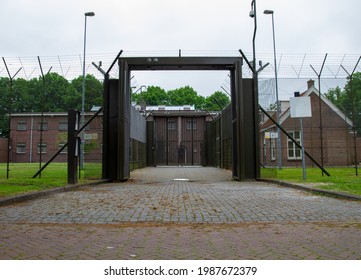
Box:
left=68, top=109, right=80, bottom=184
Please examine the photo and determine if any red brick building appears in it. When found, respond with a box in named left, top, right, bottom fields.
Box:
left=260, top=80, right=360, bottom=167
left=0, top=138, right=7, bottom=162
left=8, top=112, right=102, bottom=163
left=145, top=105, right=213, bottom=166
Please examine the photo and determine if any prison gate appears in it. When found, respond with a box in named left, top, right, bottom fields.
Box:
left=102, top=56, right=260, bottom=181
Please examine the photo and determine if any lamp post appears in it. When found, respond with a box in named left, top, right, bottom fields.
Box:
left=264, top=9, right=282, bottom=170
left=249, top=0, right=257, bottom=72
left=80, top=11, right=95, bottom=170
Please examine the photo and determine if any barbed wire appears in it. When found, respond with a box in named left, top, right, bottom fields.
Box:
left=1, top=51, right=360, bottom=81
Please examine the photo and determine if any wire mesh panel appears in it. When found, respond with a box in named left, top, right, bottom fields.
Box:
left=82, top=113, right=103, bottom=181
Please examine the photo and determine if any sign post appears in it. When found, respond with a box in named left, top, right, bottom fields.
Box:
left=290, top=92, right=312, bottom=180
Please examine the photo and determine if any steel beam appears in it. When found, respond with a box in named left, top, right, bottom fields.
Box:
left=123, top=57, right=242, bottom=71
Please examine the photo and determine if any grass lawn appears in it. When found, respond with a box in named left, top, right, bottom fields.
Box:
left=261, top=167, right=361, bottom=196
left=0, top=163, right=102, bottom=197
left=1, top=163, right=360, bottom=198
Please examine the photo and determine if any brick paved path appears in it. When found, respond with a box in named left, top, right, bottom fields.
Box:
left=1, top=167, right=360, bottom=259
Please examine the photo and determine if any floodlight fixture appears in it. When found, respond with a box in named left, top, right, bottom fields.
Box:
left=85, top=12, right=95, bottom=17
left=263, top=10, right=274, bottom=15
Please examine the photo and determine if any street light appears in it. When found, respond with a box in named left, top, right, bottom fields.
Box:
left=249, top=0, right=257, bottom=71
left=80, top=11, right=95, bottom=170
left=264, top=9, right=282, bottom=170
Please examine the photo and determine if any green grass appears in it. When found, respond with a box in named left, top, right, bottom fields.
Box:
left=1, top=163, right=360, bottom=198
left=0, top=163, right=102, bottom=197
left=261, top=167, right=361, bottom=196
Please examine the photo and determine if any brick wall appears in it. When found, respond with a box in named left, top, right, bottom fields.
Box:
left=9, top=113, right=102, bottom=163
left=260, top=91, right=357, bottom=167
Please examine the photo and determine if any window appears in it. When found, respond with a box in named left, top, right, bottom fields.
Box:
left=168, top=120, right=176, bottom=130
left=59, top=143, right=67, bottom=154
left=287, top=131, right=301, bottom=160
left=37, top=142, right=47, bottom=154
left=270, top=138, right=276, bottom=161
left=16, top=143, right=26, bottom=154
left=38, top=120, right=48, bottom=131
left=186, top=119, right=197, bottom=130
left=59, top=121, right=68, bottom=131
left=17, top=121, right=27, bottom=131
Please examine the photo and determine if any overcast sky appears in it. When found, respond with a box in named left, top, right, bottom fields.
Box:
left=1, top=0, right=360, bottom=99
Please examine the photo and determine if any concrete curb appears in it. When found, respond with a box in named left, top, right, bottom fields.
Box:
left=258, top=178, right=361, bottom=201
left=0, top=179, right=111, bottom=207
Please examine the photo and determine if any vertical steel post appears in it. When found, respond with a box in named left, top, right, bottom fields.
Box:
left=37, top=57, right=52, bottom=179
left=68, top=109, right=80, bottom=184
left=341, top=56, right=361, bottom=176
left=264, top=10, right=282, bottom=169
left=300, top=118, right=306, bottom=180
left=310, top=53, right=328, bottom=175
left=2, top=58, right=21, bottom=179
left=118, top=59, right=130, bottom=181
left=81, top=12, right=95, bottom=171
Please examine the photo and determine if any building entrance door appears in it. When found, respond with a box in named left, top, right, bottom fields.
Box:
left=177, top=145, right=186, bottom=166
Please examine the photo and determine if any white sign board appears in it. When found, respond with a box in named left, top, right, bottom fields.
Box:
left=265, top=132, right=279, bottom=139
left=290, top=97, right=312, bottom=118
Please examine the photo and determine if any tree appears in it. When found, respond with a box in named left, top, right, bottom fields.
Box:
left=0, top=73, right=105, bottom=136
left=325, top=72, right=361, bottom=134
left=203, top=91, right=230, bottom=111
left=70, top=74, right=103, bottom=111
left=167, top=86, right=205, bottom=109
left=39, top=72, right=76, bottom=112
left=0, top=77, right=10, bottom=136
left=132, top=86, right=169, bottom=106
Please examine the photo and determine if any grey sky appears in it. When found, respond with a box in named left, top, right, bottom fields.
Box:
left=1, top=0, right=360, bottom=99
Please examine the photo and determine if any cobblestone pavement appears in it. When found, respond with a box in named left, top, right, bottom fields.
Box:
left=1, top=167, right=360, bottom=259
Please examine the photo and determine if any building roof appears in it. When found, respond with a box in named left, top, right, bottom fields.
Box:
left=146, top=105, right=195, bottom=111
left=150, top=110, right=209, bottom=117
left=260, top=84, right=353, bottom=131
left=10, top=112, right=101, bottom=117
left=279, top=85, right=353, bottom=127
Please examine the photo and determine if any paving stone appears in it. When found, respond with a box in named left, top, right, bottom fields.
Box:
left=0, top=167, right=361, bottom=259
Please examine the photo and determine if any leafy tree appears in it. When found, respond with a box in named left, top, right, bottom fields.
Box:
left=0, top=73, right=104, bottom=136
left=0, top=77, right=10, bottom=136
left=325, top=72, right=361, bottom=135
left=132, top=86, right=169, bottom=106
left=203, top=91, right=230, bottom=111
left=167, top=86, right=205, bottom=109
left=70, top=74, right=103, bottom=111
left=325, top=86, right=342, bottom=105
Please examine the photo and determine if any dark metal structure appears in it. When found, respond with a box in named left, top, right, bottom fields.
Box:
left=102, top=56, right=260, bottom=181
left=67, top=109, right=80, bottom=184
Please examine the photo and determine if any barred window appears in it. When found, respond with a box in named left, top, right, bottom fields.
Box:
left=37, top=142, right=47, bottom=154
left=168, top=120, right=176, bottom=130
left=38, top=120, right=48, bottom=131
left=17, top=121, right=27, bottom=131
left=186, top=119, right=197, bottom=130
left=59, top=121, right=68, bottom=131
left=16, top=143, right=26, bottom=154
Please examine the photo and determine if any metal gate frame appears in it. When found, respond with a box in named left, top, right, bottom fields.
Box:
left=102, top=56, right=260, bottom=181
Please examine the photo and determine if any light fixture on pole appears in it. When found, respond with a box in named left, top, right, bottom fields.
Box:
left=80, top=11, right=95, bottom=170
left=249, top=0, right=257, bottom=71
left=264, top=9, right=282, bottom=170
